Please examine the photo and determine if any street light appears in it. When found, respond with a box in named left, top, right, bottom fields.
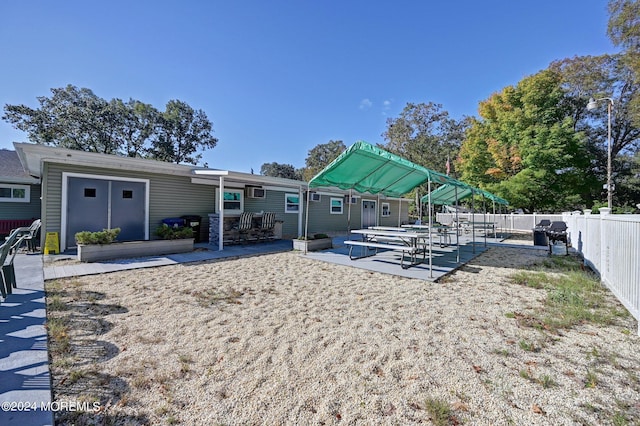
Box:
left=586, top=97, right=614, bottom=209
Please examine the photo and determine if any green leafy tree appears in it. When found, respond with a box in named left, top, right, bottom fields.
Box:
left=3, top=85, right=123, bottom=153
left=142, top=100, right=217, bottom=165
left=459, top=69, right=594, bottom=212
left=260, top=162, right=302, bottom=180
left=608, top=0, right=640, bottom=126
left=552, top=54, right=640, bottom=207
left=382, top=102, right=468, bottom=176
left=302, top=140, right=346, bottom=181
left=117, top=99, right=160, bottom=158
left=3, top=85, right=218, bottom=165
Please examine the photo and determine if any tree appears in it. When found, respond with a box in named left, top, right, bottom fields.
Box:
left=302, top=140, right=346, bottom=181
left=3, top=85, right=123, bottom=153
left=608, top=0, right=640, bottom=126
left=551, top=54, right=640, bottom=207
left=3, top=85, right=218, bottom=165
left=117, top=99, right=159, bottom=158
left=382, top=102, right=468, bottom=176
left=149, top=100, right=218, bottom=165
left=260, top=162, right=302, bottom=180
left=458, top=69, right=595, bottom=212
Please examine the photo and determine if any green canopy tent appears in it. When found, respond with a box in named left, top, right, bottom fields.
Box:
left=307, top=141, right=467, bottom=276
left=420, top=183, right=508, bottom=206
left=420, top=183, right=509, bottom=246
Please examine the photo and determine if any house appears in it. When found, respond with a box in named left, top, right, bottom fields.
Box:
left=0, top=149, right=41, bottom=237
left=14, top=143, right=410, bottom=251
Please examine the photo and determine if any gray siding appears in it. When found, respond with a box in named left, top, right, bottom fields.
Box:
left=40, top=160, right=410, bottom=248
left=303, top=195, right=409, bottom=234
left=43, top=163, right=215, bottom=245
left=244, top=189, right=299, bottom=237
left=0, top=183, right=41, bottom=220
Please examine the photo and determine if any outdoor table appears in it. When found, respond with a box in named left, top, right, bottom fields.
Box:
left=345, top=228, right=432, bottom=268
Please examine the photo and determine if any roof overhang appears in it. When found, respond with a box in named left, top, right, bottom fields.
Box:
left=14, top=142, right=199, bottom=178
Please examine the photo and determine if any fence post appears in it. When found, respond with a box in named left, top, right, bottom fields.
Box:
left=599, top=208, right=611, bottom=289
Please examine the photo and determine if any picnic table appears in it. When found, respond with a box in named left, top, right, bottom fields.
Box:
left=344, top=228, right=432, bottom=268
left=402, top=224, right=454, bottom=247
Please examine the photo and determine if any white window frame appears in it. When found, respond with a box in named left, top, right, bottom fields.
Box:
left=285, top=193, right=300, bottom=213
left=215, top=188, right=244, bottom=215
left=0, top=184, right=30, bottom=203
left=330, top=197, right=344, bottom=214
left=381, top=202, right=391, bottom=217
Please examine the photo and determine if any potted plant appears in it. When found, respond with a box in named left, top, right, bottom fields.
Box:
left=75, top=226, right=194, bottom=262
left=292, top=233, right=333, bottom=251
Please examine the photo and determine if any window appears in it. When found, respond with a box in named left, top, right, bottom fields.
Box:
left=84, top=188, right=96, bottom=198
left=382, top=202, right=391, bottom=217
left=215, top=188, right=244, bottom=214
left=122, top=190, right=133, bottom=199
left=0, top=184, right=30, bottom=203
left=285, top=193, right=300, bottom=213
left=330, top=197, right=343, bottom=214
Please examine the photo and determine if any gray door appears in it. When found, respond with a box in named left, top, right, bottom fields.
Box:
left=67, top=177, right=110, bottom=248
left=111, top=181, right=146, bottom=241
left=66, top=177, right=146, bottom=247
left=362, top=200, right=377, bottom=228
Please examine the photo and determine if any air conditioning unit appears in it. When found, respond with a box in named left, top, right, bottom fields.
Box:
left=310, top=192, right=321, bottom=202
left=247, top=187, right=266, bottom=198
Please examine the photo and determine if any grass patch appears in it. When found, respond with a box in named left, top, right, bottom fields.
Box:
left=424, top=397, right=454, bottom=426
left=184, top=287, right=246, bottom=307
left=47, top=294, right=68, bottom=311
left=509, top=255, right=624, bottom=332
left=47, top=316, right=71, bottom=354
left=585, top=369, right=598, bottom=388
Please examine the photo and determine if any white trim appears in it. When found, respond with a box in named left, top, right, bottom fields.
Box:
left=330, top=197, right=344, bottom=214
left=215, top=187, right=244, bottom=215
left=0, top=184, right=30, bottom=203
left=381, top=202, right=391, bottom=217
left=285, top=192, right=300, bottom=214
left=61, top=172, right=150, bottom=252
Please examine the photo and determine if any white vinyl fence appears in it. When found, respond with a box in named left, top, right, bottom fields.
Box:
left=563, top=210, right=640, bottom=335
left=435, top=212, right=563, bottom=232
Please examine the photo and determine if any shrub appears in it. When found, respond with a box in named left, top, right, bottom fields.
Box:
left=155, top=224, right=194, bottom=240
left=75, top=228, right=121, bottom=245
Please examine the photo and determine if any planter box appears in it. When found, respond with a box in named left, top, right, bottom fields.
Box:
left=292, top=238, right=333, bottom=252
left=78, top=238, right=194, bottom=262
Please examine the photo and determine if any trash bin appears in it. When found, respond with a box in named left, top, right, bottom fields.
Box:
left=181, top=215, right=202, bottom=243
left=162, top=217, right=185, bottom=228
left=533, top=227, right=548, bottom=246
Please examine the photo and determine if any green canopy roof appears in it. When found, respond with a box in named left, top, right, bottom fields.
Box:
left=421, top=183, right=509, bottom=205
left=308, top=141, right=459, bottom=197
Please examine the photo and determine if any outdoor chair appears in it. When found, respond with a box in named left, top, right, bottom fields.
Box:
left=0, top=228, right=24, bottom=298
left=545, top=221, right=569, bottom=255
left=257, top=212, right=276, bottom=241
left=7, top=219, right=41, bottom=253
left=236, top=212, right=254, bottom=243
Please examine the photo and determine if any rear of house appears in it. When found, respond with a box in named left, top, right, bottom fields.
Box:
left=15, top=143, right=410, bottom=251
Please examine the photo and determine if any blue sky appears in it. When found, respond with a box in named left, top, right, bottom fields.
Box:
left=0, top=0, right=616, bottom=173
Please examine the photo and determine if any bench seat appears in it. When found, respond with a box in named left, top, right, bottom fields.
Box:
left=344, top=240, right=422, bottom=268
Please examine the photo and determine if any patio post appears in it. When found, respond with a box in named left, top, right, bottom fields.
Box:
left=218, top=176, right=224, bottom=251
